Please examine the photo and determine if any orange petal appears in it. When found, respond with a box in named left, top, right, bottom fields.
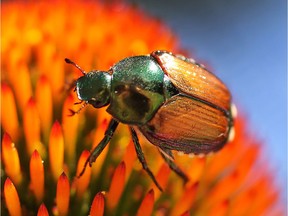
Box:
left=1, top=133, right=22, bottom=185
left=136, top=189, right=155, bottom=216
left=203, top=150, right=233, bottom=184
left=36, top=38, right=64, bottom=104
left=235, top=142, right=259, bottom=183
left=229, top=189, right=253, bottom=215
left=35, top=75, right=53, bottom=140
left=75, top=150, right=92, bottom=198
left=30, top=150, right=44, bottom=203
left=47, top=57, right=65, bottom=104
left=37, top=203, right=49, bottom=216
left=186, top=157, right=206, bottom=185
left=37, top=40, right=56, bottom=75
left=1, top=82, right=19, bottom=140
left=180, top=211, right=190, bottom=216
left=38, top=46, right=64, bottom=104
left=49, top=121, right=64, bottom=181
left=5, top=45, right=28, bottom=80
left=107, top=161, right=126, bottom=210
left=56, top=172, right=70, bottom=216
left=151, top=163, right=171, bottom=200
left=23, top=97, right=45, bottom=156
left=206, top=200, right=229, bottom=216
left=249, top=190, right=279, bottom=216
left=204, top=170, right=239, bottom=208
left=90, top=192, right=105, bottom=216
left=9, top=63, right=32, bottom=112
left=62, top=94, right=80, bottom=165
left=4, top=178, right=22, bottom=216
left=123, top=140, right=137, bottom=182
left=206, top=145, right=259, bottom=206
left=171, top=182, right=199, bottom=216
left=244, top=177, right=279, bottom=216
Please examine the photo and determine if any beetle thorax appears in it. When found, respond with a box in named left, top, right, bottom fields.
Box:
left=107, top=56, right=165, bottom=125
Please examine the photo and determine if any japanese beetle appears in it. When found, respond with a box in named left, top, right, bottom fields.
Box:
left=65, top=50, right=234, bottom=191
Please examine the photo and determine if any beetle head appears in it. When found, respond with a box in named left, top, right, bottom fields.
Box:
left=76, top=71, right=111, bottom=108
left=65, top=58, right=111, bottom=109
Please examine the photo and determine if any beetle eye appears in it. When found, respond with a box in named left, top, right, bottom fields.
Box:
left=88, top=99, right=109, bottom=108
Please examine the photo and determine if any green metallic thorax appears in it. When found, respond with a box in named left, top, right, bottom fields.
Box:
left=107, top=56, right=166, bottom=125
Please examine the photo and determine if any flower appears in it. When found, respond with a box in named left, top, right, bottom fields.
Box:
left=1, top=1, right=283, bottom=215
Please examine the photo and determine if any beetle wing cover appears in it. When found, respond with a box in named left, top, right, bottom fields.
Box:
left=152, top=51, right=231, bottom=111
left=140, top=95, right=230, bottom=154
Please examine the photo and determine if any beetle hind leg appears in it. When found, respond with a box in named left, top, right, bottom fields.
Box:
left=130, top=127, right=163, bottom=191
left=158, top=147, right=189, bottom=182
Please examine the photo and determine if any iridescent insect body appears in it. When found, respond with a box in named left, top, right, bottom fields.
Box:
left=65, top=50, right=234, bottom=191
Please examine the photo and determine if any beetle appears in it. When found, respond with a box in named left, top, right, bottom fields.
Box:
left=65, top=50, right=234, bottom=191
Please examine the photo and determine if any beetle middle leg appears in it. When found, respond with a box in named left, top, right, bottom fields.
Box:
left=130, top=127, right=163, bottom=191
left=78, top=118, right=119, bottom=177
left=158, top=147, right=189, bottom=182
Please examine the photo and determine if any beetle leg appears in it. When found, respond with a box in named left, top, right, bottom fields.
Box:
left=158, top=146, right=174, bottom=160
left=130, top=127, right=163, bottom=192
left=78, top=118, right=119, bottom=177
left=68, top=101, right=88, bottom=116
left=158, top=147, right=189, bottom=182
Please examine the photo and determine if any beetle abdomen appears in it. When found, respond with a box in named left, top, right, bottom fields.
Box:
left=139, top=94, right=231, bottom=154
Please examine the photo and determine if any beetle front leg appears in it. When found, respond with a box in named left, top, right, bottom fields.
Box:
left=130, top=127, right=163, bottom=192
left=158, top=147, right=189, bottom=182
left=78, top=118, right=119, bottom=177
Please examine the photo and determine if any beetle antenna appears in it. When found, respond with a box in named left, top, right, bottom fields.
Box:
left=68, top=101, right=88, bottom=116
left=65, top=58, right=86, bottom=75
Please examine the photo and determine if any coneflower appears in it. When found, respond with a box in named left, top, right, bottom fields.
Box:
left=1, top=1, right=283, bottom=215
